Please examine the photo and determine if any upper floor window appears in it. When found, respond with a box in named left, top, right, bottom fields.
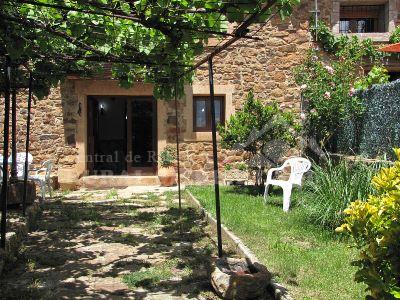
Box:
left=339, top=4, right=388, bottom=33
left=193, top=96, right=225, bottom=132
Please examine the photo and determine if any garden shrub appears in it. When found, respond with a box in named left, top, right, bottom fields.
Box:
left=337, top=149, right=400, bottom=299
left=302, top=159, right=378, bottom=230
left=218, top=91, right=300, bottom=186
left=295, top=50, right=366, bottom=151
left=390, top=26, right=400, bottom=44
left=297, top=19, right=389, bottom=152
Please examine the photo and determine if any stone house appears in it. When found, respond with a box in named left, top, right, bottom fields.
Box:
left=2, top=0, right=400, bottom=189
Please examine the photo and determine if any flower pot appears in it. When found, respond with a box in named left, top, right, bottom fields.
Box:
left=211, top=257, right=271, bottom=300
left=158, top=166, right=176, bottom=187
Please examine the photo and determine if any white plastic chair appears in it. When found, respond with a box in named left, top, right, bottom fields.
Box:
left=8, top=152, right=33, bottom=179
left=0, top=154, right=3, bottom=182
left=29, top=160, right=53, bottom=201
left=264, top=157, right=311, bottom=212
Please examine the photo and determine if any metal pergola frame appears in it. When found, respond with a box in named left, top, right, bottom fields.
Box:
left=0, top=0, right=280, bottom=257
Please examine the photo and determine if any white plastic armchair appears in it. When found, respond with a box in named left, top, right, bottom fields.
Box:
left=8, top=152, right=33, bottom=179
left=264, top=157, right=311, bottom=212
left=29, top=160, right=53, bottom=201
left=0, top=154, right=3, bottom=182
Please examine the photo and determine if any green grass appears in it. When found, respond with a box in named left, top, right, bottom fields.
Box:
left=188, top=186, right=367, bottom=300
left=122, top=259, right=180, bottom=288
left=105, top=188, right=119, bottom=199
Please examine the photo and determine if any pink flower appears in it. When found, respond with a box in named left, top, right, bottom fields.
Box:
left=325, top=65, right=334, bottom=74
left=300, top=84, right=307, bottom=90
left=349, top=87, right=356, bottom=97
left=310, top=109, right=317, bottom=114
left=300, top=112, right=306, bottom=120
left=324, top=91, right=331, bottom=99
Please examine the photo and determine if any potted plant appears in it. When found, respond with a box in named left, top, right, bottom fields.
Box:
left=158, top=145, right=176, bottom=187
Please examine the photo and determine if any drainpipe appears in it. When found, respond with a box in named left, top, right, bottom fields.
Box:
left=1, top=58, right=11, bottom=249
left=23, top=73, right=33, bottom=216
left=208, top=57, right=223, bottom=258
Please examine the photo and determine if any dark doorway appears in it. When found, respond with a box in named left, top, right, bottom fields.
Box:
left=127, top=97, right=157, bottom=174
left=87, top=96, right=127, bottom=175
left=87, top=96, right=157, bottom=176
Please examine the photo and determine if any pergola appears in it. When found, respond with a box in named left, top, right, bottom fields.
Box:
left=0, top=0, right=295, bottom=257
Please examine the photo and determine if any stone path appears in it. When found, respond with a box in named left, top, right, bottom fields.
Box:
left=0, top=190, right=221, bottom=299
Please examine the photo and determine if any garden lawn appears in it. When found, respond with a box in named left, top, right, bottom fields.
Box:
left=188, top=186, right=367, bottom=300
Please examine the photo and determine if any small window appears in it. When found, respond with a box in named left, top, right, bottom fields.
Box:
left=193, top=96, right=225, bottom=132
left=339, top=5, right=387, bottom=33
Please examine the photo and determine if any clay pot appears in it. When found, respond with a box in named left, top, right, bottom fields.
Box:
left=158, top=166, right=176, bottom=187
left=211, top=257, right=271, bottom=300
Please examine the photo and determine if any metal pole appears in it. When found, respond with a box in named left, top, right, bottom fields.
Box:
left=22, top=73, right=33, bottom=216
left=1, top=58, right=11, bottom=249
left=10, top=89, right=17, bottom=179
left=174, top=82, right=182, bottom=211
left=208, top=57, right=223, bottom=258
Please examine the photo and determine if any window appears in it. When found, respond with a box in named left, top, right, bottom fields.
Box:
left=193, top=96, right=225, bottom=132
left=339, top=5, right=387, bottom=33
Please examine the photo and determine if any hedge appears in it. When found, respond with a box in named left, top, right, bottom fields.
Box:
left=337, top=79, right=400, bottom=159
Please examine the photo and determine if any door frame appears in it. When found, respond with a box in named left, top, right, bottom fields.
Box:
left=74, top=80, right=169, bottom=178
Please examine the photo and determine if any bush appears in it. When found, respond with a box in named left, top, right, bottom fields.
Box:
left=390, top=26, right=400, bottom=44
left=302, top=159, right=379, bottom=230
left=218, top=91, right=300, bottom=186
left=297, top=20, right=388, bottom=151
left=337, top=149, right=400, bottom=299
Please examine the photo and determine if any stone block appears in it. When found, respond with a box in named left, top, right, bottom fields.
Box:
left=58, top=168, right=78, bottom=190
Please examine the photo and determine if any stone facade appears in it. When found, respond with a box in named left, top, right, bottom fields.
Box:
left=0, top=81, right=79, bottom=174
left=1, top=0, right=400, bottom=188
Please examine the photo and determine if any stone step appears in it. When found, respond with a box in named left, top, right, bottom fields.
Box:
left=81, top=176, right=160, bottom=189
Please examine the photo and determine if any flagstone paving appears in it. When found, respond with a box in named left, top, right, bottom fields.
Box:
left=0, top=190, right=226, bottom=299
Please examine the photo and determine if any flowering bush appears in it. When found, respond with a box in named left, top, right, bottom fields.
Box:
left=297, top=20, right=389, bottom=151
left=295, top=50, right=366, bottom=150
left=337, top=149, right=400, bottom=299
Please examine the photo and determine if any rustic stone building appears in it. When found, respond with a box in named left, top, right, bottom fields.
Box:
left=2, top=0, right=400, bottom=189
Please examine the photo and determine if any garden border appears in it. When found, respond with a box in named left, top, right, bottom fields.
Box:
left=0, top=202, right=42, bottom=274
left=186, top=190, right=292, bottom=300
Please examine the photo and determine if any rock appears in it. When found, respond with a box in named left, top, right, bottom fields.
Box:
left=211, top=257, right=271, bottom=300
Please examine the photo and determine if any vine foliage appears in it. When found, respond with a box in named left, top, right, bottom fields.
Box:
left=0, top=0, right=300, bottom=100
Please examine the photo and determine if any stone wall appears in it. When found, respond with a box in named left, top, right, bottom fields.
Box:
left=0, top=80, right=79, bottom=178
left=174, top=1, right=316, bottom=183
left=1, top=0, right=400, bottom=186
